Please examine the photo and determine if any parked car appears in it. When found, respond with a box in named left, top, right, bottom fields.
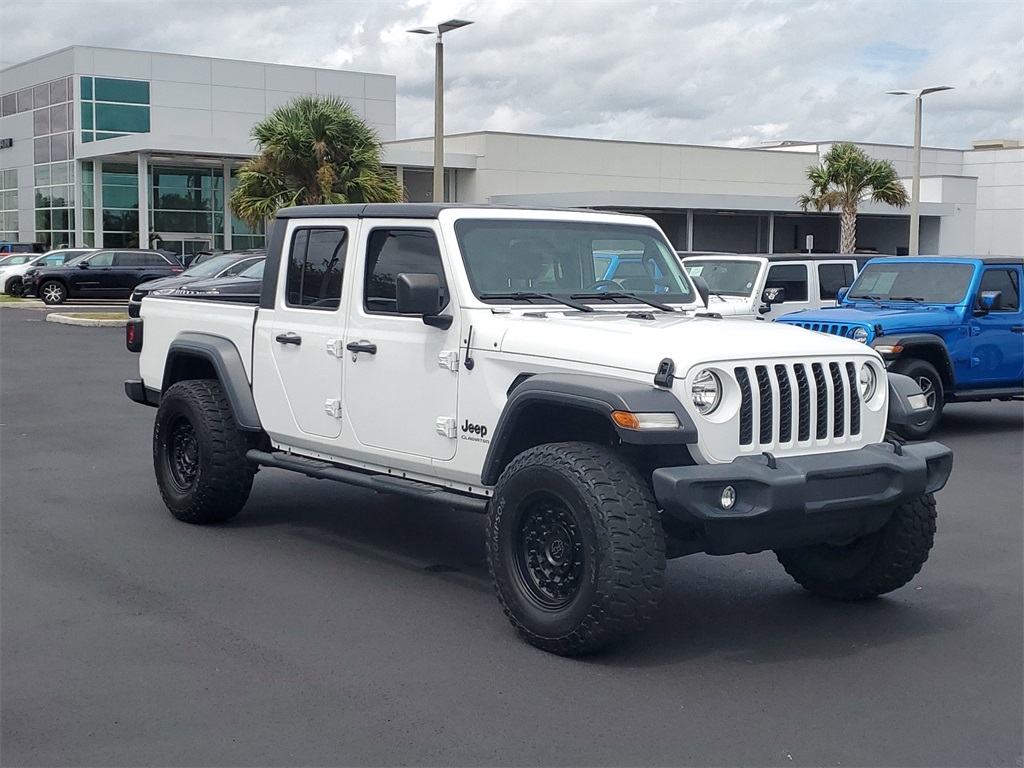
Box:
left=680, top=253, right=871, bottom=320
left=0, top=248, right=95, bottom=295
left=129, top=251, right=265, bottom=317
left=776, top=255, right=1024, bottom=438
left=0, top=242, right=46, bottom=255
left=24, top=249, right=185, bottom=305
left=151, top=258, right=265, bottom=304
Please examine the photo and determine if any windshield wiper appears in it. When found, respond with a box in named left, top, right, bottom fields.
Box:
left=570, top=291, right=676, bottom=312
left=890, top=295, right=926, bottom=304
left=849, top=293, right=884, bottom=303
left=479, top=291, right=594, bottom=312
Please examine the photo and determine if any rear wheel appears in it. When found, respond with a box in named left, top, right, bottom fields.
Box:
left=486, top=442, right=665, bottom=656
left=4, top=276, right=23, bottom=296
left=153, top=379, right=255, bottom=524
left=891, top=358, right=944, bottom=440
left=39, top=280, right=67, bottom=305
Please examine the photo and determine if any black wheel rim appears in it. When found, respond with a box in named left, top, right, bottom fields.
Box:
left=513, top=492, right=585, bottom=610
left=166, top=415, right=199, bottom=491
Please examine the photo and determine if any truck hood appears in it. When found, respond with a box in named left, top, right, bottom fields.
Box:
left=706, top=294, right=755, bottom=315
left=780, top=305, right=962, bottom=333
left=495, top=310, right=870, bottom=375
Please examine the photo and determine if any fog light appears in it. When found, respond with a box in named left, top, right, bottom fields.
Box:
left=721, top=485, right=736, bottom=510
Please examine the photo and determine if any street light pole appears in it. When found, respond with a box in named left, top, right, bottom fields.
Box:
left=887, top=86, right=954, bottom=255
left=409, top=19, right=473, bottom=203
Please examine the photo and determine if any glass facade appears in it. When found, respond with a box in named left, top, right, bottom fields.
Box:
left=228, top=168, right=265, bottom=250
left=100, top=163, right=139, bottom=247
left=80, top=77, right=150, bottom=143
left=1, top=169, right=18, bottom=241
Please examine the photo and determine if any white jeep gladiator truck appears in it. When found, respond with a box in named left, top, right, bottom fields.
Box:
left=125, top=204, right=953, bottom=656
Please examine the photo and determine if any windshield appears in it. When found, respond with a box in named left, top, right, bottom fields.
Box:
left=454, top=220, right=696, bottom=305
left=849, top=262, right=975, bottom=304
left=183, top=254, right=247, bottom=278
left=684, top=259, right=762, bottom=296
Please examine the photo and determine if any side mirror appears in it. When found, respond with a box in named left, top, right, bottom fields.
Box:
left=975, top=290, right=1002, bottom=315
left=837, top=286, right=849, bottom=303
left=761, top=286, right=786, bottom=305
left=77, top=262, right=89, bottom=269
left=691, top=275, right=710, bottom=308
left=396, top=273, right=451, bottom=329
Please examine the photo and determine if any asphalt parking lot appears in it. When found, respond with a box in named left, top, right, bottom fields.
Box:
left=1, top=308, right=1022, bottom=767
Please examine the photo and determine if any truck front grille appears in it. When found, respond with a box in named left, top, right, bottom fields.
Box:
left=787, top=321, right=856, bottom=338
left=736, top=361, right=861, bottom=448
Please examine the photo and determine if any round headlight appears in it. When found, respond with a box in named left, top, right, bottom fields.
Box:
left=859, top=363, right=877, bottom=400
left=691, top=369, right=722, bottom=415
left=852, top=327, right=869, bottom=343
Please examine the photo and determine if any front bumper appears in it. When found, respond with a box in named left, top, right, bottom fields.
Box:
left=653, top=441, right=953, bottom=555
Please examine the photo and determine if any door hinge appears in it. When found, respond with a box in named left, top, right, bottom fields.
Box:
left=324, top=399, right=342, bottom=418
left=326, top=339, right=345, bottom=357
left=438, top=350, right=459, bottom=371
left=436, top=416, right=457, bottom=438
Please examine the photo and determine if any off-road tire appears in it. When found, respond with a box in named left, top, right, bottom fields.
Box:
left=486, top=442, right=666, bottom=656
left=775, top=493, right=937, bottom=600
left=890, top=358, right=944, bottom=440
left=39, top=280, right=67, bottom=305
left=153, top=379, right=255, bottom=524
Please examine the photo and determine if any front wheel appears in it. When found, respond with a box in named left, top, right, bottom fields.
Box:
left=153, top=379, right=255, bottom=524
left=775, top=493, right=937, bottom=600
left=4, top=277, right=23, bottom=296
left=39, top=280, right=67, bottom=305
left=890, top=358, right=944, bottom=440
left=486, top=442, right=666, bottom=656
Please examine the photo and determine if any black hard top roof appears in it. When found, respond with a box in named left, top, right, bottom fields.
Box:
left=683, top=252, right=869, bottom=262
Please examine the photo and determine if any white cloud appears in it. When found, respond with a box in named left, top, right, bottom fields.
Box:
left=1, top=0, right=1021, bottom=149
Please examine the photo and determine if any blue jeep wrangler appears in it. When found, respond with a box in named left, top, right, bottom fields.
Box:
left=777, top=255, right=1024, bottom=438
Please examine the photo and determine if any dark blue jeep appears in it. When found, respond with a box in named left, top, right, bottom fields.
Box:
left=777, top=255, right=1024, bottom=438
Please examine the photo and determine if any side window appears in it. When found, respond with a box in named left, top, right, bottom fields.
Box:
left=818, top=262, right=855, bottom=300
left=143, top=253, right=169, bottom=266
left=45, top=255, right=64, bottom=265
left=364, top=228, right=448, bottom=314
left=222, top=258, right=256, bottom=277
left=766, top=263, right=808, bottom=302
left=979, top=268, right=1021, bottom=312
left=88, top=251, right=115, bottom=267
left=286, top=227, right=347, bottom=310
left=115, top=252, right=145, bottom=267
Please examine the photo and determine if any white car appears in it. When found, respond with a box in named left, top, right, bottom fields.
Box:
left=0, top=248, right=95, bottom=295
left=125, top=205, right=952, bottom=656
left=681, top=253, right=869, bottom=320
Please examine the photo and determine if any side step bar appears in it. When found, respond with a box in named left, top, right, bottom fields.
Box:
left=246, top=449, right=489, bottom=514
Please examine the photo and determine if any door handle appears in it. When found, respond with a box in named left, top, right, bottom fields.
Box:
left=275, top=333, right=302, bottom=346
left=346, top=340, right=377, bottom=355
left=1012, top=326, right=1024, bottom=333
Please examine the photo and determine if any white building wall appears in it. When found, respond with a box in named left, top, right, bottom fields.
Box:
left=963, top=147, right=1024, bottom=255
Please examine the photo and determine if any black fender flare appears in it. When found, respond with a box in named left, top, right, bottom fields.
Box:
left=872, top=333, right=955, bottom=386
left=887, top=372, right=933, bottom=427
left=480, top=372, right=698, bottom=486
left=163, top=333, right=262, bottom=431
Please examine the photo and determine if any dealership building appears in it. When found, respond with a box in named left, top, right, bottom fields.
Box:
left=1, top=45, right=1021, bottom=257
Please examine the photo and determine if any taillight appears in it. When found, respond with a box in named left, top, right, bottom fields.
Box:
left=126, top=318, right=143, bottom=353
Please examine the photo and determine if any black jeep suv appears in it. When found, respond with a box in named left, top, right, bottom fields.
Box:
left=25, top=249, right=184, bottom=305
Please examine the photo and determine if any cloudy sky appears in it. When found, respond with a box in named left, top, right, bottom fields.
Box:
left=2, top=0, right=1022, bottom=150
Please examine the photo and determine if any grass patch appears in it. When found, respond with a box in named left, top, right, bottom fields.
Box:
left=0, top=295, right=26, bottom=303
left=64, top=312, right=127, bottom=321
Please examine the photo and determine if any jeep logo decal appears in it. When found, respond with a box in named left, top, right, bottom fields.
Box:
left=460, top=420, right=490, bottom=443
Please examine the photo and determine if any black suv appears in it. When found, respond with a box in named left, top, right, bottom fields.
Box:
left=25, top=249, right=184, bottom=305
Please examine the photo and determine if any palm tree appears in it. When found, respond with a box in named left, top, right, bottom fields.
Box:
left=230, top=95, right=403, bottom=228
left=798, top=142, right=909, bottom=254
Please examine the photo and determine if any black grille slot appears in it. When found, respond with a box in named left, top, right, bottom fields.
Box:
left=846, top=362, right=861, bottom=435
left=755, top=365, right=773, bottom=445
left=775, top=364, right=793, bottom=443
left=812, top=363, right=828, bottom=439
left=830, top=362, right=845, bottom=437
left=794, top=364, right=811, bottom=441
left=736, top=367, right=753, bottom=445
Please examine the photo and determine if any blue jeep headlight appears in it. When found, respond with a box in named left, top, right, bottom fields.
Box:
left=852, top=327, right=869, bottom=343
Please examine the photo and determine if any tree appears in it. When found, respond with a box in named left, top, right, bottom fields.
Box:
left=230, top=95, right=403, bottom=228
left=798, top=142, right=909, bottom=254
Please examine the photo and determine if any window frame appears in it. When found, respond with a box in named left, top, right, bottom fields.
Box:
left=978, top=267, right=1022, bottom=313
left=766, top=262, right=809, bottom=303
left=363, top=226, right=449, bottom=316
left=284, top=226, right=349, bottom=311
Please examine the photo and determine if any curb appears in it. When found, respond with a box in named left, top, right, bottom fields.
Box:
left=45, top=313, right=128, bottom=327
